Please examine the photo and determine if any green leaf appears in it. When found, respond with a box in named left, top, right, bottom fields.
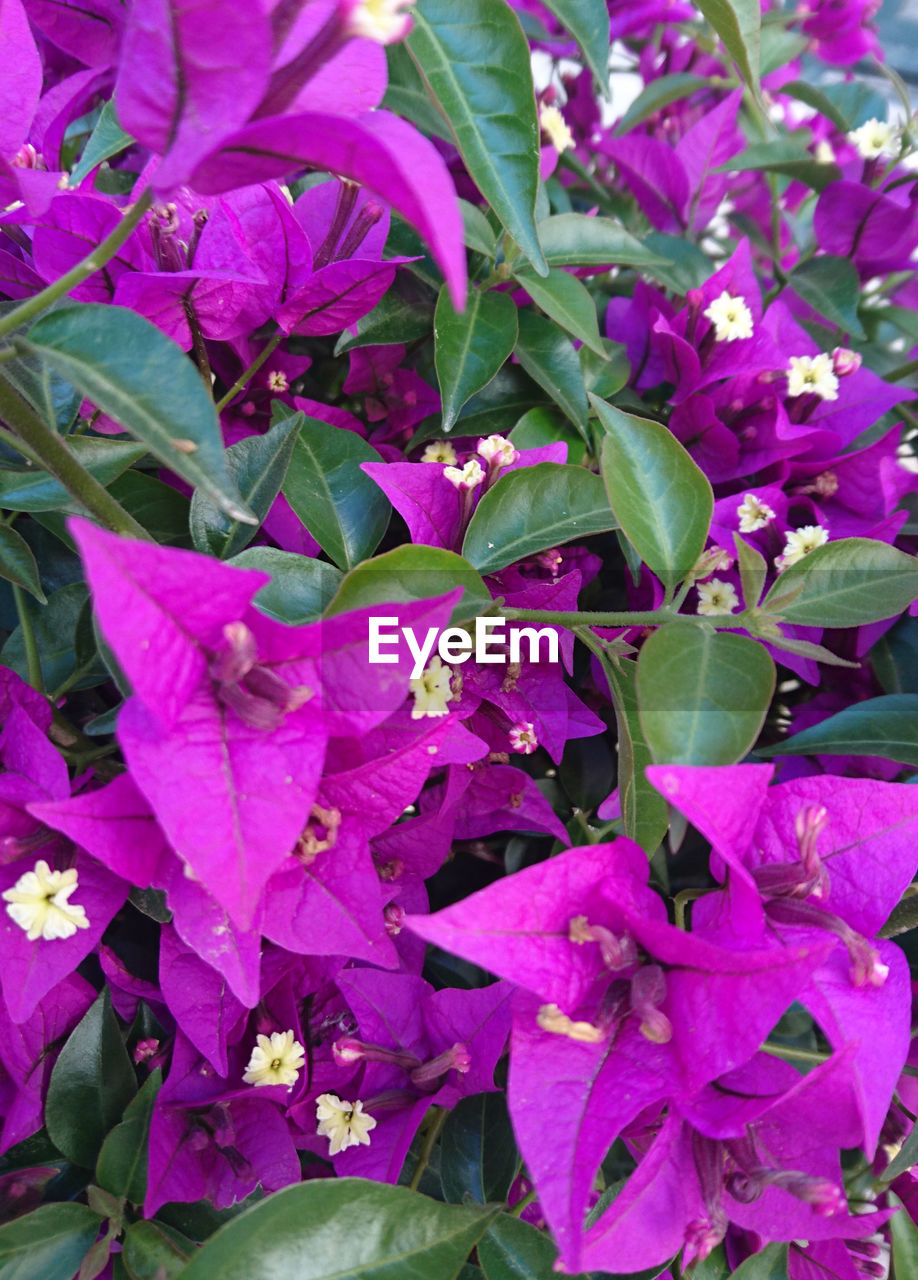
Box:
left=872, top=616, right=918, bottom=695
left=333, top=281, right=435, bottom=355
left=643, top=233, right=712, bottom=293
left=615, top=74, right=710, bottom=134
left=459, top=199, right=500, bottom=258
left=637, top=621, right=776, bottom=765
left=0, top=1203, right=101, bottom=1280
left=789, top=256, right=865, bottom=338
left=595, top=398, right=713, bottom=594
left=880, top=1124, right=918, bottom=1183
left=730, top=1244, right=790, bottom=1280
left=95, top=1069, right=161, bottom=1205
left=537, top=0, right=610, bottom=91
left=45, top=989, right=136, bottom=1169
left=780, top=80, right=850, bottom=133
left=596, top=651, right=668, bottom=854
left=71, top=100, right=135, bottom=187
left=718, top=140, right=841, bottom=192
left=514, top=269, right=605, bottom=357
left=384, top=41, right=453, bottom=137
left=515, top=310, right=588, bottom=434
left=406, top=0, right=547, bottom=275
left=282, top=417, right=390, bottom=570
left=733, top=532, right=767, bottom=609
left=0, top=438, right=147, bottom=511
left=121, top=1221, right=194, bottom=1280
left=756, top=694, right=918, bottom=765
left=20, top=305, right=253, bottom=522
left=535, top=214, right=667, bottom=269
left=580, top=341, right=630, bottom=400
left=0, top=525, right=45, bottom=602
left=760, top=538, right=918, bottom=628
left=509, top=407, right=585, bottom=460
left=462, top=462, right=617, bottom=574
left=325, top=545, right=492, bottom=625
left=478, top=1213, right=670, bottom=1280
left=2, top=582, right=107, bottom=692
left=190, top=414, right=300, bottom=559
left=107, top=470, right=192, bottom=547
left=892, top=1195, right=918, bottom=1279
left=440, top=1094, right=517, bottom=1205
left=228, top=548, right=342, bottom=624
left=178, top=1178, right=499, bottom=1280
left=819, top=81, right=889, bottom=131
left=435, top=286, right=519, bottom=431
left=695, top=0, right=760, bottom=90
left=2, top=349, right=81, bottom=433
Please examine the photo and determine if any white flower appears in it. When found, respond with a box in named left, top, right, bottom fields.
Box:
left=316, top=1093, right=377, bottom=1155
left=786, top=354, right=839, bottom=401
left=421, top=440, right=457, bottom=464
left=343, top=0, right=415, bottom=44
left=443, top=459, right=484, bottom=491
left=776, top=525, right=829, bottom=570
left=736, top=493, right=776, bottom=533
left=696, top=580, right=740, bottom=616
left=266, top=370, right=289, bottom=392
left=477, top=434, right=518, bottom=467
left=703, top=291, right=754, bottom=342
left=509, top=722, right=538, bottom=754
left=847, top=118, right=898, bottom=161
left=813, top=140, right=836, bottom=165
left=2, top=860, right=89, bottom=941
left=243, top=1030, right=306, bottom=1088
left=410, top=656, right=453, bottom=720
left=539, top=104, right=574, bottom=153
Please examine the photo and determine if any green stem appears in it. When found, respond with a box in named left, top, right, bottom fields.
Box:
left=504, top=607, right=676, bottom=628
left=214, top=333, right=282, bottom=413
left=887, top=357, right=918, bottom=384
left=0, top=423, right=44, bottom=466
left=673, top=888, right=709, bottom=931
left=0, top=189, right=153, bottom=342
left=762, top=1040, right=918, bottom=1078
left=408, top=1105, right=447, bottom=1192
left=12, top=585, right=44, bottom=693
left=0, top=378, right=150, bottom=539
left=509, top=1188, right=539, bottom=1218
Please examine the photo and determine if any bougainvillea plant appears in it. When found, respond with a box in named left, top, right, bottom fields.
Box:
left=2, top=0, right=918, bottom=1277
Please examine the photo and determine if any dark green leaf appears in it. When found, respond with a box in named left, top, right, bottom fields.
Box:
left=780, top=80, right=850, bottom=133
left=2, top=582, right=107, bottom=692
left=282, top=418, right=390, bottom=570
left=891, top=1194, right=918, bottom=1279
left=733, top=532, right=767, bottom=609
left=2, top=350, right=81, bottom=433
left=637, top=621, right=776, bottom=765
left=478, top=1213, right=669, bottom=1280
left=190, top=414, right=300, bottom=558
left=0, top=438, right=147, bottom=512
left=440, top=1094, right=517, bottom=1205
left=535, top=214, right=667, bottom=269
left=730, top=1243, right=790, bottom=1280
left=789, top=256, right=865, bottom=338
left=155, top=1193, right=265, bottom=1244
left=407, top=0, right=547, bottom=275
left=515, top=310, right=588, bottom=434
left=435, top=287, right=519, bottom=431
left=595, top=398, right=713, bottom=594
left=615, top=74, right=709, bottom=134
left=383, top=41, right=452, bottom=137
left=450, top=365, right=549, bottom=438
left=20, top=305, right=253, bottom=522
left=129, top=886, right=171, bottom=922
left=228, top=548, right=342, bottom=623
left=45, top=989, right=136, bottom=1169
left=880, top=1123, right=918, bottom=1182
left=760, top=538, right=918, bottom=628
left=178, top=1178, right=499, bottom=1280
left=121, top=1221, right=194, bottom=1280
left=460, top=200, right=500, bottom=258
left=695, top=0, right=760, bottom=90
left=718, top=140, right=841, bottom=191
left=0, top=1203, right=101, bottom=1280
left=334, top=281, right=435, bottom=355
left=765, top=633, right=858, bottom=669
left=462, top=462, right=617, bottom=574
left=325, top=545, right=491, bottom=625
left=872, top=615, right=918, bottom=695
left=71, top=100, right=135, bottom=187
left=0, top=525, right=45, bottom=602
left=107, top=471, right=192, bottom=547
left=595, top=651, right=668, bottom=854
left=538, top=0, right=609, bottom=90
left=757, top=694, right=918, bottom=765
left=509, top=407, right=585, bottom=460
left=643, top=233, right=712, bottom=293
left=514, top=269, right=605, bottom=356
left=580, top=341, right=629, bottom=400
left=95, top=1069, right=161, bottom=1205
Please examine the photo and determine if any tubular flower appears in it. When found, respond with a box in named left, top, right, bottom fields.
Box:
left=2, top=861, right=89, bottom=942
left=243, top=1030, right=306, bottom=1088
left=315, top=1093, right=378, bottom=1155
left=703, top=291, right=754, bottom=342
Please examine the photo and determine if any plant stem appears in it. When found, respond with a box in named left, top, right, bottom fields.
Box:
left=0, top=423, right=44, bottom=466
left=0, top=378, right=150, bottom=539
left=214, top=333, right=282, bottom=413
left=408, top=1105, right=447, bottom=1192
left=11, top=584, right=44, bottom=693
left=503, top=607, right=676, bottom=628
left=0, top=188, right=153, bottom=342
left=673, top=888, right=709, bottom=931
left=762, top=1040, right=918, bottom=1078
left=509, top=1188, right=539, bottom=1218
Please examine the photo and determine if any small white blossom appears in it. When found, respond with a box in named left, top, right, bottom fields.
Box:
left=2, top=860, right=89, bottom=941
left=316, top=1093, right=377, bottom=1155
left=421, top=440, right=457, bottom=464
left=266, top=370, right=289, bottom=393
left=737, top=493, right=776, bottom=533
left=243, top=1030, right=306, bottom=1088
left=344, top=0, right=415, bottom=44
left=776, top=525, right=829, bottom=570
left=509, top=722, right=538, bottom=754
left=786, top=354, right=839, bottom=401
left=813, top=140, right=836, bottom=165
left=477, top=434, right=518, bottom=467
left=443, top=459, right=484, bottom=491
left=847, top=118, right=898, bottom=161
left=703, top=291, right=754, bottom=342
left=539, top=104, right=574, bottom=153
left=696, top=579, right=740, bottom=617
left=410, top=656, right=453, bottom=720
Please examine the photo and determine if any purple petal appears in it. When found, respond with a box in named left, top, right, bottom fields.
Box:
left=0, top=0, right=42, bottom=158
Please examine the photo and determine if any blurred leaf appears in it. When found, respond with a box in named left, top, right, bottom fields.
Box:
left=440, top=1094, right=517, bottom=1205
left=719, top=140, right=841, bottom=191
left=757, top=694, right=918, bottom=765
left=695, top=0, right=760, bottom=90
left=538, top=0, right=610, bottom=90
left=891, top=1195, right=918, bottom=1280
left=435, top=286, right=519, bottom=431
left=818, top=81, right=889, bottom=130
left=643, top=233, right=712, bottom=293
left=789, top=256, right=865, bottom=338
left=121, top=1220, right=194, bottom=1280
left=107, top=471, right=192, bottom=547
left=733, top=533, right=767, bottom=610
left=514, top=269, right=605, bottom=356
left=615, top=74, right=709, bottom=134
left=96, top=1069, right=161, bottom=1206
left=515, top=310, right=588, bottom=435
left=780, top=80, right=849, bottom=133
left=730, top=1244, right=790, bottom=1279
left=873, top=615, right=918, bottom=694
left=325, top=545, right=491, bottom=625
left=0, top=1203, right=101, bottom=1280
left=760, top=538, right=918, bottom=628
left=595, top=651, right=668, bottom=854
left=334, top=279, right=435, bottom=354
left=2, top=582, right=107, bottom=692
left=228, top=547, right=341, bottom=624
left=459, top=200, right=500, bottom=258
left=0, top=525, right=45, bottom=602
left=0, top=438, right=146, bottom=511
left=71, top=100, right=135, bottom=186
left=534, top=214, right=668, bottom=269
